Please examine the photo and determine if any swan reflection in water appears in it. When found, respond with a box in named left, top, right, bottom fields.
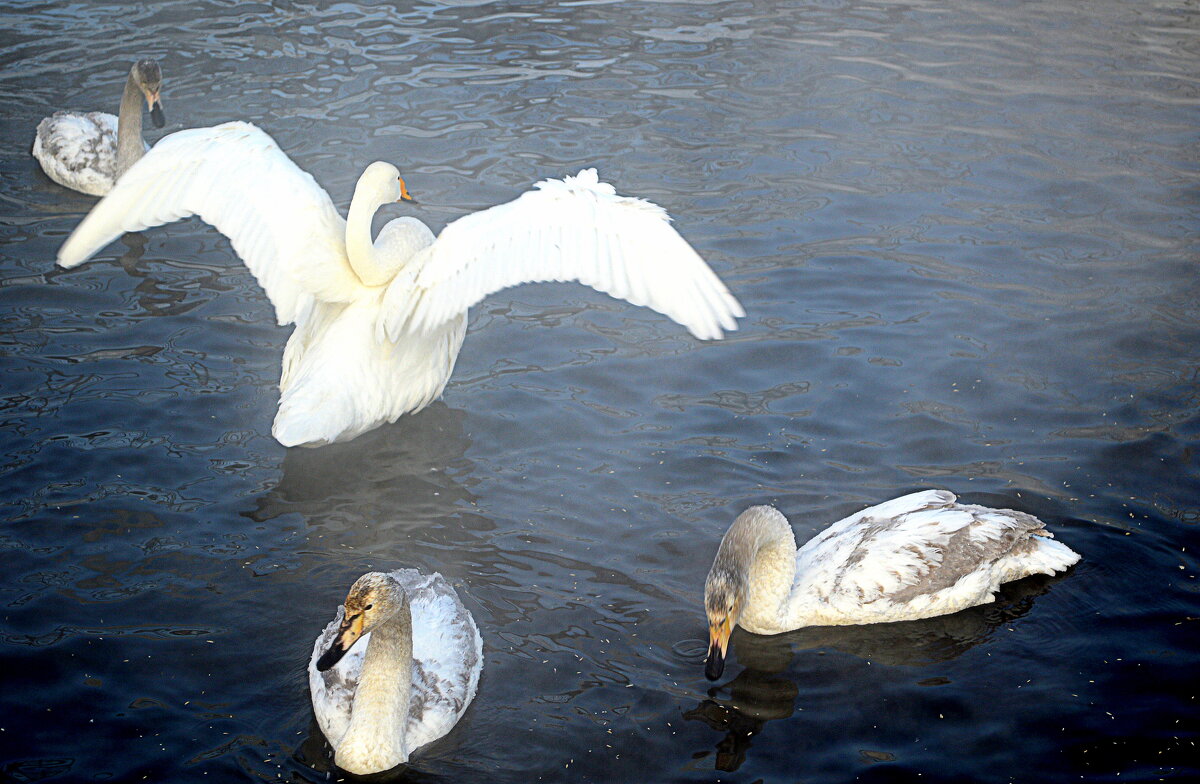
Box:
left=684, top=572, right=1065, bottom=772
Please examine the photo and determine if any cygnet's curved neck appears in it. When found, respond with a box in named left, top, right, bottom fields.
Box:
left=717, top=506, right=798, bottom=633
left=336, top=604, right=413, bottom=773
left=115, top=68, right=146, bottom=178
left=345, top=183, right=396, bottom=287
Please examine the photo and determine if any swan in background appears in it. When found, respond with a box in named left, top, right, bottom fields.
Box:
left=310, top=569, right=483, bottom=775
left=33, top=59, right=165, bottom=196
left=703, top=489, right=1080, bottom=679
left=57, top=122, right=744, bottom=447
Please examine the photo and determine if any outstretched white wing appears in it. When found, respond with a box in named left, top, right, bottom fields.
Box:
left=379, top=169, right=744, bottom=342
left=57, top=121, right=361, bottom=325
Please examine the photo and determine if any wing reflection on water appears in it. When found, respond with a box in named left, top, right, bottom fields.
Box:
left=684, top=573, right=1063, bottom=772
left=248, top=402, right=484, bottom=537
left=248, top=404, right=498, bottom=776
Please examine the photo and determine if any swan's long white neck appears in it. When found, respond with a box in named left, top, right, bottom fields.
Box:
left=114, top=68, right=146, bottom=178
left=715, top=506, right=798, bottom=634
left=335, top=604, right=413, bottom=774
left=345, top=183, right=395, bottom=287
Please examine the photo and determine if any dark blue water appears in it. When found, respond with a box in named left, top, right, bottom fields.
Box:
left=2, top=1, right=1198, bottom=781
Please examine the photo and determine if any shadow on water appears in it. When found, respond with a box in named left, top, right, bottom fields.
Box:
left=75, top=230, right=236, bottom=320
left=112, top=233, right=226, bottom=321
left=684, top=572, right=1067, bottom=772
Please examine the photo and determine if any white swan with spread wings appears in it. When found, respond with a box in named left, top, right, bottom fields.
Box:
left=57, top=122, right=744, bottom=446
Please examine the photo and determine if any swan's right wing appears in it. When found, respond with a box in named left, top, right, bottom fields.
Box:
left=308, top=605, right=366, bottom=747
left=796, top=490, right=1078, bottom=616
left=57, top=121, right=361, bottom=325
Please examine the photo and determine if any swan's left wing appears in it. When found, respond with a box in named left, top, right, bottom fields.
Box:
left=379, top=169, right=744, bottom=342
left=398, top=570, right=483, bottom=755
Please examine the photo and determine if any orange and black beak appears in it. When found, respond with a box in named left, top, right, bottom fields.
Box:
left=705, top=615, right=734, bottom=680
left=145, top=90, right=165, bottom=129
left=316, top=611, right=364, bottom=671
left=397, top=177, right=417, bottom=204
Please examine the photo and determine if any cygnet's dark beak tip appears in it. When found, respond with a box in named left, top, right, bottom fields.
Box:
left=150, top=103, right=166, bottom=129
left=315, top=644, right=344, bottom=672
left=704, top=646, right=726, bottom=681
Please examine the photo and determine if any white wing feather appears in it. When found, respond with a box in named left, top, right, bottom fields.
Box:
left=57, top=121, right=361, bottom=325
left=792, top=490, right=1080, bottom=624
left=380, top=169, right=744, bottom=341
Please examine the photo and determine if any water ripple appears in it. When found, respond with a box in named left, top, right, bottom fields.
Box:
left=1, top=0, right=1198, bottom=781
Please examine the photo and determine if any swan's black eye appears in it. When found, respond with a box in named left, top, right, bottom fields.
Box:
left=364, top=604, right=373, bottom=611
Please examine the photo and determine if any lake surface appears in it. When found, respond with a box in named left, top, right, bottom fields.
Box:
left=1, top=0, right=1198, bottom=781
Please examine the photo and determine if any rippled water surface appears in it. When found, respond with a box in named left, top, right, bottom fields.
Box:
left=2, top=1, right=1198, bottom=781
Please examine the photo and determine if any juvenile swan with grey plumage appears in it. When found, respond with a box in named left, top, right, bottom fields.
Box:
left=703, top=489, right=1080, bottom=679
left=310, top=570, right=483, bottom=775
left=33, top=60, right=165, bottom=195
left=56, top=122, right=744, bottom=447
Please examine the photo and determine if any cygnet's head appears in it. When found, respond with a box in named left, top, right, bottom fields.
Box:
left=357, top=161, right=417, bottom=205
left=316, top=572, right=410, bottom=672
left=703, top=505, right=787, bottom=680
left=703, top=562, right=746, bottom=681
left=132, top=59, right=165, bottom=129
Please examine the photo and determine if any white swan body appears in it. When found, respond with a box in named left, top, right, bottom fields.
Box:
left=703, top=489, right=1080, bottom=678
left=309, top=569, right=483, bottom=775
left=33, top=60, right=165, bottom=196
left=56, top=122, right=744, bottom=447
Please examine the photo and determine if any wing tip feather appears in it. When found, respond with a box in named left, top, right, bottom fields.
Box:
left=57, top=250, right=84, bottom=269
